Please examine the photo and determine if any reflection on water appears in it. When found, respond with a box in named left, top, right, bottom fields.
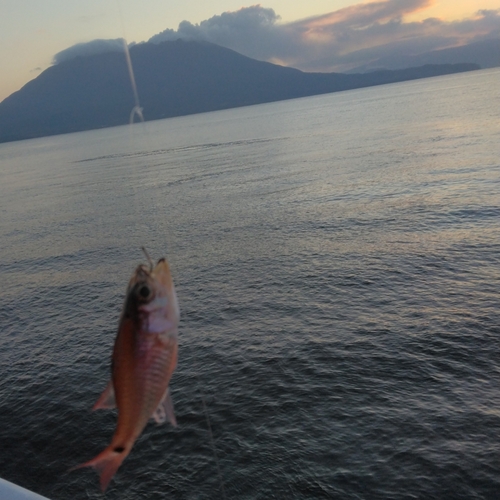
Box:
left=0, top=68, right=499, bottom=499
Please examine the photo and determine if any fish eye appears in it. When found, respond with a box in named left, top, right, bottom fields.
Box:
left=138, top=285, right=151, bottom=299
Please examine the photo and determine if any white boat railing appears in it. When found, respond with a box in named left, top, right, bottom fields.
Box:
left=0, top=477, right=51, bottom=500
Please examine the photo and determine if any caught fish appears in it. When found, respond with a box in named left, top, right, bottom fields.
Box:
left=74, top=253, right=180, bottom=491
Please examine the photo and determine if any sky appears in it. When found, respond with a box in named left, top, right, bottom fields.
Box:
left=1, top=0, right=500, bottom=102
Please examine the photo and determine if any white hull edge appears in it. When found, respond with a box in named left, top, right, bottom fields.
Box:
left=0, top=477, right=51, bottom=500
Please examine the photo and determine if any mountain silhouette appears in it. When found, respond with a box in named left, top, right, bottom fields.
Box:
left=0, top=40, right=480, bottom=143
left=349, top=38, right=500, bottom=73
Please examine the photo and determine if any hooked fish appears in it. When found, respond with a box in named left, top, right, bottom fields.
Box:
left=74, top=254, right=180, bottom=491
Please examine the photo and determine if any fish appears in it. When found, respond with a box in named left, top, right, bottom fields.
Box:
left=73, top=253, right=180, bottom=491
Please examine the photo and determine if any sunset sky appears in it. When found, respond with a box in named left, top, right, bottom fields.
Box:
left=1, top=0, right=499, bottom=102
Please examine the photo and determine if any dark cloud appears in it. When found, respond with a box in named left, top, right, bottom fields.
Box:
left=53, top=39, right=126, bottom=64
left=148, top=1, right=500, bottom=72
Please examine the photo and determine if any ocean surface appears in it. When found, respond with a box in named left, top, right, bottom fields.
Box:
left=1, top=68, right=499, bottom=500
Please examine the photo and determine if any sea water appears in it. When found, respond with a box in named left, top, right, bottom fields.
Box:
left=0, top=68, right=499, bottom=499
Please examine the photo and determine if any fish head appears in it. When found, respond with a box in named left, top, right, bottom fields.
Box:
left=124, top=258, right=180, bottom=334
left=151, top=258, right=180, bottom=328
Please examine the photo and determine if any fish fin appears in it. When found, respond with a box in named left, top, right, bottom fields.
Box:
left=93, top=380, right=116, bottom=410
left=152, top=388, right=177, bottom=427
left=71, top=446, right=129, bottom=492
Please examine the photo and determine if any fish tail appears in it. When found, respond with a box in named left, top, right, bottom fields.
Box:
left=71, top=445, right=130, bottom=492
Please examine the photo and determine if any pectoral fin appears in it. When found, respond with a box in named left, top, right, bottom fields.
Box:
left=152, top=388, right=177, bottom=426
left=93, top=380, right=116, bottom=410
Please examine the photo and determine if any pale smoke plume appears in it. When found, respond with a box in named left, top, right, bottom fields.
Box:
left=53, top=39, right=127, bottom=64
left=148, top=6, right=291, bottom=60
left=148, top=1, right=500, bottom=72
left=53, top=1, right=500, bottom=73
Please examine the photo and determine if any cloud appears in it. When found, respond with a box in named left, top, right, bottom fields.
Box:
left=148, top=6, right=297, bottom=62
left=148, top=1, right=500, bottom=72
left=53, top=39, right=126, bottom=64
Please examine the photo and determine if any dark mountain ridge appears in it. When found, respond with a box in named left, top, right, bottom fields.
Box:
left=0, top=40, right=479, bottom=143
left=349, top=38, right=500, bottom=73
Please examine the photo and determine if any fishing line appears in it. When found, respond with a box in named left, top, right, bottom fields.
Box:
left=113, top=3, right=227, bottom=496
left=196, top=375, right=228, bottom=500
left=113, top=0, right=173, bottom=257
left=115, top=0, right=144, bottom=123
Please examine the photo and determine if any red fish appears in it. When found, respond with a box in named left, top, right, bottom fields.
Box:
left=74, top=255, right=180, bottom=491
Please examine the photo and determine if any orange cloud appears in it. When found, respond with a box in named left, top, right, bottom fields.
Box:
left=406, top=0, right=500, bottom=22
left=298, top=0, right=435, bottom=44
left=147, top=1, right=500, bottom=73
left=302, top=0, right=434, bottom=29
